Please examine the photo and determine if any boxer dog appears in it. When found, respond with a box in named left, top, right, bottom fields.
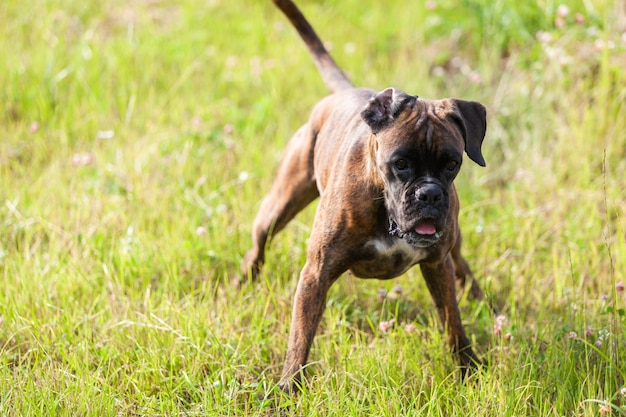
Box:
left=242, top=0, right=488, bottom=393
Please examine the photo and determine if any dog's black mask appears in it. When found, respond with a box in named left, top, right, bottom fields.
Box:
left=383, top=150, right=459, bottom=247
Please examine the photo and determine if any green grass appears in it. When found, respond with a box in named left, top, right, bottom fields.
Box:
left=1, top=0, right=625, bottom=415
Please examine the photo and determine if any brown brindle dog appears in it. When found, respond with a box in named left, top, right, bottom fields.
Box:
left=242, top=0, right=488, bottom=393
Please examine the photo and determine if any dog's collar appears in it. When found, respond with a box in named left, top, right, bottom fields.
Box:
left=388, top=218, right=404, bottom=238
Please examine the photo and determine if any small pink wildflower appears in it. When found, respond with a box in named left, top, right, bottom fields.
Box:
left=554, top=17, right=565, bottom=29
left=71, top=152, right=94, bottom=166
left=191, top=116, right=202, bottom=128
left=468, top=71, right=482, bottom=84
left=432, top=66, right=446, bottom=77
left=377, top=288, right=387, bottom=301
left=392, top=284, right=404, bottom=296
left=404, top=323, right=417, bottom=334
left=595, top=340, right=603, bottom=348
left=536, top=31, right=552, bottom=44
left=599, top=404, right=611, bottom=414
left=556, top=5, right=570, bottom=18
left=574, top=13, right=585, bottom=24
left=493, top=314, right=506, bottom=336
left=29, top=121, right=40, bottom=133
left=196, top=226, right=207, bottom=236
left=225, top=56, right=238, bottom=68
left=616, top=281, right=624, bottom=292
left=567, top=331, right=578, bottom=339
left=379, top=319, right=395, bottom=333
left=594, top=39, right=606, bottom=51
left=504, top=332, right=512, bottom=341
left=585, top=326, right=593, bottom=338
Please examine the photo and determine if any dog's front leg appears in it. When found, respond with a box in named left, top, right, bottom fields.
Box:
left=279, top=256, right=343, bottom=393
left=420, top=256, right=480, bottom=372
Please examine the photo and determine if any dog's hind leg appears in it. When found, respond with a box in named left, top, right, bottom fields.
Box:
left=242, top=124, right=319, bottom=280
left=451, top=231, right=485, bottom=302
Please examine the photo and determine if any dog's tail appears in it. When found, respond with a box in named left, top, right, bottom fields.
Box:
left=272, top=0, right=354, bottom=93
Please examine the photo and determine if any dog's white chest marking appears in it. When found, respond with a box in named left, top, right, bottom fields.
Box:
left=369, top=237, right=428, bottom=263
left=349, top=237, right=428, bottom=279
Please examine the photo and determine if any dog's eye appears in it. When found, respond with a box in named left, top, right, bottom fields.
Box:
left=394, top=159, right=408, bottom=170
left=446, top=161, right=459, bottom=171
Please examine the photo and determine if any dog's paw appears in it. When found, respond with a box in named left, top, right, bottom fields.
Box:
left=240, top=250, right=263, bottom=281
left=459, top=351, right=485, bottom=381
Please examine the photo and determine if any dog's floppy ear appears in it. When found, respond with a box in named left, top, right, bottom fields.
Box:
left=361, top=88, right=416, bottom=133
left=450, top=99, right=487, bottom=167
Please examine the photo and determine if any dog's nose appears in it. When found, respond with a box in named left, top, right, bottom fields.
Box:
left=416, top=184, right=443, bottom=204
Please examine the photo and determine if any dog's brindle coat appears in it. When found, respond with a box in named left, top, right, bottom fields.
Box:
left=242, top=0, right=488, bottom=392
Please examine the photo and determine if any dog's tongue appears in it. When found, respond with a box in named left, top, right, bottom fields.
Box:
left=415, top=219, right=436, bottom=235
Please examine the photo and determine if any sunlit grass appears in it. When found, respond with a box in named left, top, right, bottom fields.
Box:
left=0, top=0, right=625, bottom=415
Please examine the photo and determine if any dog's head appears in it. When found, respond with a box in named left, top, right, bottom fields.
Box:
left=361, top=88, right=487, bottom=248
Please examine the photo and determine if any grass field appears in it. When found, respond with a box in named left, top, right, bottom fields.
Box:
left=1, top=0, right=625, bottom=415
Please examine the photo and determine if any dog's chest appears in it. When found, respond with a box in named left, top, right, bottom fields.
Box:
left=349, top=237, right=428, bottom=279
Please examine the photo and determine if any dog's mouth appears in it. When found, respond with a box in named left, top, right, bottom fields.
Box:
left=389, top=217, right=442, bottom=247
left=414, top=218, right=437, bottom=236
